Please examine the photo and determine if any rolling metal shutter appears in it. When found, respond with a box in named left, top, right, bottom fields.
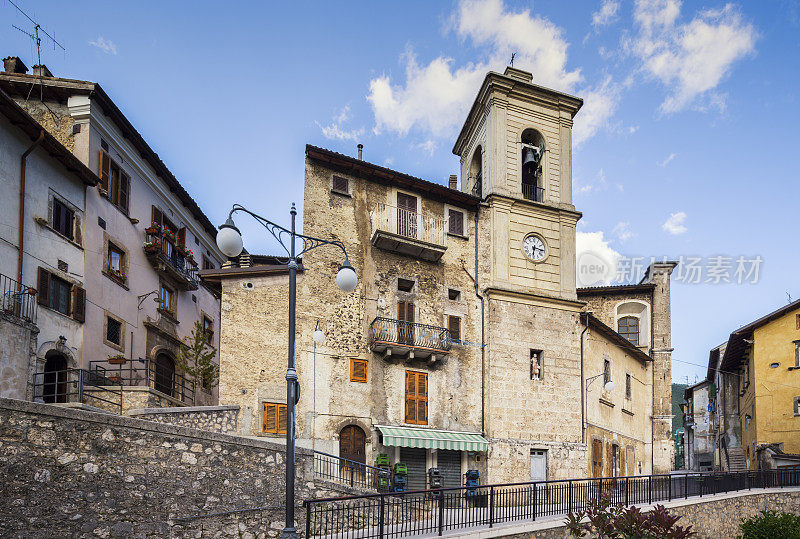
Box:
left=400, top=447, right=427, bottom=492
left=438, top=450, right=462, bottom=489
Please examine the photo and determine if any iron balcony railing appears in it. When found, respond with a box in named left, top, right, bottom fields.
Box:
left=32, top=368, right=122, bottom=414
left=0, top=272, right=37, bottom=323
left=369, top=317, right=452, bottom=354
left=143, top=231, right=199, bottom=288
left=88, top=358, right=196, bottom=404
left=371, top=203, right=448, bottom=246
left=522, top=183, right=545, bottom=202
left=313, top=450, right=391, bottom=490
left=304, top=468, right=800, bottom=538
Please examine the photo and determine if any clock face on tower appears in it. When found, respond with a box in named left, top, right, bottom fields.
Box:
left=523, top=234, right=547, bottom=262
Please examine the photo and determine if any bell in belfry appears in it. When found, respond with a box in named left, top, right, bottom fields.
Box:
left=522, top=144, right=543, bottom=170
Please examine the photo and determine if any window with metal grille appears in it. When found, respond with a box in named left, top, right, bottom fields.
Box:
left=405, top=371, right=428, bottom=425
left=332, top=175, right=349, bottom=194
left=263, top=402, right=287, bottom=434
left=448, top=316, right=461, bottom=342
left=106, top=316, right=122, bottom=346
left=350, top=358, right=368, bottom=383
left=448, top=209, right=464, bottom=236
left=530, top=349, right=543, bottom=380
left=52, top=198, right=74, bottom=240
left=618, top=316, right=639, bottom=345
left=625, top=373, right=632, bottom=399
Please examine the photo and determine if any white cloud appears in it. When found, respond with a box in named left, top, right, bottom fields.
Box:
left=662, top=211, right=688, bottom=235
left=631, top=0, right=757, bottom=113
left=416, top=140, right=437, bottom=157
left=613, top=221, right=635, bottom=242
left=628, top=125, right=639, bottom=134
left=577, top=168, right=608, bottom=195
left=592, top=0, right=621, bottom=28
left=316, top=106, right=365, bottom=141
left=89, top=36, right=117, bottom=55
left=367, top=0, right=618, bottom=145
left=576, top=231, right=622, bottom=286
left=658, top=152, right=676, bottom=167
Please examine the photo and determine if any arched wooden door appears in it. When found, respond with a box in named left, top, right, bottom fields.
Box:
left=339, top=425, right=366, bottom=465
left=42, top=352, right=68, bottom=403
left=153, top=353, right=175, bottom=397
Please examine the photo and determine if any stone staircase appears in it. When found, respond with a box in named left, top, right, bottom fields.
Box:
left=726, top=446, right=747, bottom=471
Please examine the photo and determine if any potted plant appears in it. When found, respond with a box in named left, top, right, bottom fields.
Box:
left=108, top=267, right=127, bottom=283
left=184, top=249, right=195, bottom=263
left=108, top=354, right=127, bottom=365
left=145, top=221, right=161, bottom=236
left=26, top=287, right=36, bottom=295
left=143, top=241, right=159, bottom=254
left=162, top=228, right=176, bottom=243
left=107, top=374, right=123, bottom=384
left=158, top=306, right=176, bottom=319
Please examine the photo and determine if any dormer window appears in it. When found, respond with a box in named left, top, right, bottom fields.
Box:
left=521, top=129, right=545, bottom=202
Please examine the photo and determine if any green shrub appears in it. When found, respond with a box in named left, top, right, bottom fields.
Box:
left=565, top=495, right=695, bottom=538
left=738, top=510, right=800, bottom=539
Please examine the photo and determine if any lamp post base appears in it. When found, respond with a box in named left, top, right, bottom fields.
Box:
left=281, top=527, right=297, bottom=539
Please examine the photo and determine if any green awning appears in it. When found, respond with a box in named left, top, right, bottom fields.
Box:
left=376, top=425, right=488, bottom=452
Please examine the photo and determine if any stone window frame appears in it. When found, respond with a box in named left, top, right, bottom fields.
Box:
left=102, top=231, right=130, bottom=288
left=330, top=173, right=351, bottom=197
left=262, top=402, right=287, bottom=435
left=447, top=315, right=461, bottom=342
left=393, top=187, right=424, bottom=236
left=792, top=340, right=800, bottom=370
left=794, top=396, right=800, bottom=416
left=44, top=189, right=83, bottom=247
left=517, top=125, right=548, bottom=200
left=444, top=204, right=468, bottom=239
left=350, top=358, right=368, bottom=383
left=102, top=310, right=125, bottom=352
left=614, top=300, right=651, bottom=347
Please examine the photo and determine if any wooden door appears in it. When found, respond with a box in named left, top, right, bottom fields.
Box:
left=397, top=193, right=417, bottom=238
left=398, top=301, right=415, bottom=345
left=591, top=439, right=603, bottom=478
left=339, top=425, right=366, bottom=465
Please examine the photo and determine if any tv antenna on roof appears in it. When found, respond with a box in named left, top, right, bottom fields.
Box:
left=8, top=0, right=66, bottom=102
left=510, top=52, right=516, bottom=67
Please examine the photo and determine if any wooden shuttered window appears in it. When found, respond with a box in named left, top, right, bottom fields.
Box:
left=152, top=206, right=163, bottom=228
left=36, top=267, right=84, bottom=322
left=263, top=402, right=287, bottom=435
left=98, top=150, right=130, bottom=214
left=332, top=175, right=349, bottom=194
left=448, top=316, right=461, bottom=342
left=350, top=359, right=368, bottom=383
left=99, top=150, right=111, bottom=192
left=448, top=209, right=464, bottom=236
left=405, top=371, right=428, bottom=425
left=37, top=267, right=50, bottom=307
left=119, top=172, right=130, bottom=213
left=72, top=286, right=86, bottom=323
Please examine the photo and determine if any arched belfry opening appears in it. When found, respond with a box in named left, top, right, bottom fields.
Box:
left=521, top=129, right=545, bottom=202
left=469, top=146, right=482, bottom=197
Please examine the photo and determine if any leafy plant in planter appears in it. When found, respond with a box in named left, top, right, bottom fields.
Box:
left=158, top=306, right=176, bottom=319
left=108, top=354, right=127, bottom=365
left=143, top=241, right=160, bottom=254
left=145, top=221, right=161, bottom=235
left=739, top=510, right=800, bottom=538
left=108, top=267, right=127, bottom=282
left=565, top=495, right=695, bottom=538
left=162, top=228, right=176, bottom=242
left=175, top=320, right=219, bottom=390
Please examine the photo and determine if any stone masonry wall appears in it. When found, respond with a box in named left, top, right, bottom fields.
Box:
left=495, top=488, right=800, bottom=539
left=0, top=314, right=38, bottom=401
left=0, top=397, right=350, bottom=538
left=127, top=405, right=239, bottom=434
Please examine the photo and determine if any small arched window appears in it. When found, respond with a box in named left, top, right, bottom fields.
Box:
left=618, top=316, right=640, bottom=345
left=521, top=129, right=545, bottom=202
left=469, top=147, right=482, bottom=197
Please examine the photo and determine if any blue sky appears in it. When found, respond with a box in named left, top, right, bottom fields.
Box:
left=2, top=0, right=799, bottom=383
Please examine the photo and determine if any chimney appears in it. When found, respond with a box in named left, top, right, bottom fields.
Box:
left=357, top=144, right=363, bottom=160
left=3, top=56, right=28, bottom=74
left=448, top=175, right=458, bottom=190
left=32, top=64, right=53, bottom=78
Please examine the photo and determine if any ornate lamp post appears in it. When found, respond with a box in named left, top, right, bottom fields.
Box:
left=216, top=203, right=357, bottom=539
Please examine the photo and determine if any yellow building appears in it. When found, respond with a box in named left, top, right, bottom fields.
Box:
left=719, top=300, right=800, bottom=470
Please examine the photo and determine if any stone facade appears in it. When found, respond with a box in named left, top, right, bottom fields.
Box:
left=0, top=397, right=354, bottom=538
left=0, top=313, right=38, bottom=401
left=127, top=405, right=239, bottom=434
left=210, top=66, right=675, bottom=487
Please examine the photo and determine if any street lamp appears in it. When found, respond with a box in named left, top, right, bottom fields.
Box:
left=216, top=203, right=357, bottom=539
left=586, top=372, right=615, bottom=393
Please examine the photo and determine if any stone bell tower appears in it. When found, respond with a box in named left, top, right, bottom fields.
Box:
left=452, top=66, right=583, bottom=301
left=452, top=67, right=589, bottom=483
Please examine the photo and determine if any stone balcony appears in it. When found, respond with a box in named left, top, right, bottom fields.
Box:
left=369, top=202, right=447, bottom=262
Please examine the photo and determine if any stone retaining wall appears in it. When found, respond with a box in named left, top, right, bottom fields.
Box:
left=127, top=405, right=239, bottom=434
left=0, top=397, right=354, bottom=538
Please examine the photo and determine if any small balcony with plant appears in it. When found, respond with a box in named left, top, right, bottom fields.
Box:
left=369, top=202, right=448, bottom=262
left=143, top=222, right=198, bottom=290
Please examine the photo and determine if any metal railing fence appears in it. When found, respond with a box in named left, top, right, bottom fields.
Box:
left=144, top=230, right=199, bottom=287
left=368, top=317, right=452, bottom=353
left=31, top=368, right=122, bottom=413
left=522, top=184, right=545, bottom=202
left=304, top=468, right=800, bottom=538
left=0, top=272, right=37, bottom=323
left=88, top=358, right=196, bottom=404
left=370, top=203, right=448, bottom=246
left=313, top=450, right=391, bottom=490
